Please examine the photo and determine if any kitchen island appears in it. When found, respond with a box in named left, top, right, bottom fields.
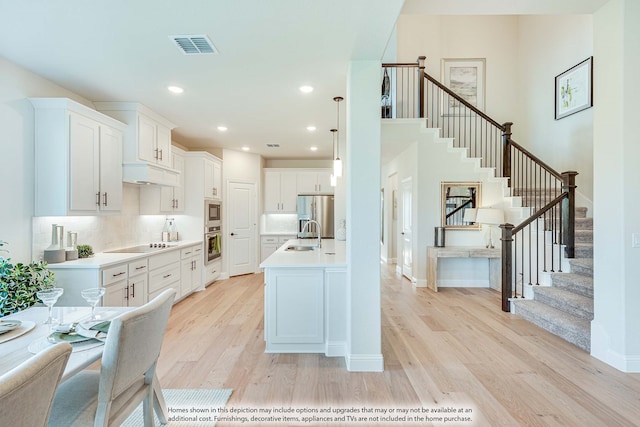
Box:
left=260, top=239, right=347, bottom=357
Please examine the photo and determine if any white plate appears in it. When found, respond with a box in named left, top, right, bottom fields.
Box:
left=0, top=320, right=36, bottom=344
left=0, top=319, right=22, bottom=334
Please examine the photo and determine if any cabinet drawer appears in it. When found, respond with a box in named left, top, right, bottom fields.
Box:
left=149, top=250, right=180, bottom=270
left=278, top=235, right=295, bottom=244
left=128, top=258, right=148, bottom=276
left=261, top=236, right=278, bottom=244
left=181, top=246, right=197, bottom=259
left=148, top=262, right=180, bottom=293
left=102, top=264, right=128, bottom=286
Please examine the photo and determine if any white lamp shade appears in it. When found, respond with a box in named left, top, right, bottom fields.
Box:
left=475, top=208, right=504, bottom=225
left=333, top=158, right=343, bottom=177
left=330, top=173, right=337, bottom=187
left=463, top=208, right=477, bottom=222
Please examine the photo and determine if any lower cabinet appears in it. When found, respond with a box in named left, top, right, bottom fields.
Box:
left=204, top=259, right=221, bottom=286
left=148, top=250, right=181, bottom=301
left=180, top=244, right=203, bottom=296
left=264, top=267, right=346, bottom=354
left=103, top=258, right=147, bottom=307
left=261, top=235, right=296, bottom=262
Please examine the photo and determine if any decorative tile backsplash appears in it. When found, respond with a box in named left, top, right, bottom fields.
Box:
left=31, top=184, right=168, bottom=260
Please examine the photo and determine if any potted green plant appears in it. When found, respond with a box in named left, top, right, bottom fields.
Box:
left=0, top=240, right=55, bottom=317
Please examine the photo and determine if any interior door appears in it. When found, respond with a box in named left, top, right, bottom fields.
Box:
left=228, top=181, right=256, bottom=276
left=401, top=177, right=413, bottom=281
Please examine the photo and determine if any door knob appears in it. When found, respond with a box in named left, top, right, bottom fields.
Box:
left=230, top=232, right=236, bottom=236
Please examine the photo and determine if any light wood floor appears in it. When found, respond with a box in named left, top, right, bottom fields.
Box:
left=156, top=265, right=640, bottom=426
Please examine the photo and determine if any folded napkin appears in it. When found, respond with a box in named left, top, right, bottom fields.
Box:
left=77, top=320, right=111, bottom=340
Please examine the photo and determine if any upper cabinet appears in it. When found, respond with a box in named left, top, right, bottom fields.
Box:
left=30, top=98, right=126, bottom=216
left=139, top=147, right=185, bottom=214
left=264, top=170, right=298, bottom=213
left=94, top=102, right=178, bottom=186
left=297, top=170, right=333, bottom=195
left=203, top=157, right=222, bottom=200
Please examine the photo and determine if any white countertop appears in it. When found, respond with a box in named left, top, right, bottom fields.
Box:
left=259, top=239, right=346, bottom=268
left=46, top=240, right=203, bottom=269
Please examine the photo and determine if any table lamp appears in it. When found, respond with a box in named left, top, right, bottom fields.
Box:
left=463, top=208, right=477, bottom=225
left=475, top=208, right=504, bottom=248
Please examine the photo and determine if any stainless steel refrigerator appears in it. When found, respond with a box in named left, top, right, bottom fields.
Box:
left=297, top=195, right=335, bottom=239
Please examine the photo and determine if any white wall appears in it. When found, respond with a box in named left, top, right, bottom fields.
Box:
left=592, top=0, right=640, bottom=373
left=516, top=15, right=594, bottom=209
left=396, top=14, right=594, bottom=208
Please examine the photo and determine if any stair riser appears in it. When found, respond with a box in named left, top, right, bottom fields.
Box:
left=512, top=302, right=590, bottom=352
left=533, top=290, right=594, bottom=320
left=569, top=263, right=593, bottom=277
left=575, top=245, right=593, bottom=258
left=575, top=231, right=593, bottom=243
left=551, top=276, right=594, bottom=298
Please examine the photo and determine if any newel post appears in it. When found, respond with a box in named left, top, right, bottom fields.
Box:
left=561, top=171, right=578, bottom=259
left=417, top=56, right=426, bottom=118
left=502, top=122, right=513, bottom=186
left=500, top=223, right=514, bottom=312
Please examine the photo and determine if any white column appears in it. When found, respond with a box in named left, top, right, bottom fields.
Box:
left=345, top=60, right=384, bottom=372
left=592, top=0, right=640, bottom=372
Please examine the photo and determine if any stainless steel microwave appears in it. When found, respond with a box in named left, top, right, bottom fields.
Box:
left=206, top=200, right=221, bottom=225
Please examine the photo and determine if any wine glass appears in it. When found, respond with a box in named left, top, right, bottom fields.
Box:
left=36, top=287, right=64, bottom=325
left=81, top=288, right=106, bottom=321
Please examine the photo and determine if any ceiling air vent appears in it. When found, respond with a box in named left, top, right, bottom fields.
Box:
left=266, top=144, right=280, bottom=148
left=170, top=35, right=218, bottom=55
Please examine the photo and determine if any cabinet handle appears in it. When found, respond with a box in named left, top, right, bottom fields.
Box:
left=175, top=199, right=179, bottom=209
left=163, top=273, right=172, bottom=279
left=131, top=283, right=135, bottom=298
left=184, top=251, right=192, bottom=256
left=96, top=192, right=101, bottom=206
left=103, top=192, right=108, bottom=206
left=124, top=285, right=129, bottom=300
left=113, top=271, right=126, bottom=277
left=135, top=266, right=146, bottom=270
left=154, top=148, right=159, bottom=160
left=159, top=149, right=163, bottom=161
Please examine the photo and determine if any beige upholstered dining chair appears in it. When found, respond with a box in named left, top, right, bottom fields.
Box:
left=48, top=288, right=176, bottom=427
left=0, top=342, right=72, bottom=427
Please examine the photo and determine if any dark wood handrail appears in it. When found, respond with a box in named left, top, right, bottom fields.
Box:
left=423, top=71, right=505, bottom=130
left=382, top=62, right=420, bottom=67
left=512, top=192, right=568, bottom=234
left=507, top=139, right=564, bottom=182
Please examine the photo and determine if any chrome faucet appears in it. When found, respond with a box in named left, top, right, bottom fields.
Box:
left=301, top=219, right=322, bottom=248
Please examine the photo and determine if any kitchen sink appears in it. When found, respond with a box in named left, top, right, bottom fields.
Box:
left=285, top=245, right=317, bottom=252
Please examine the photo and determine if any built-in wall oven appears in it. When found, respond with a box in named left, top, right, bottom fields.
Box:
left=205, top=224, right=222, bottom=264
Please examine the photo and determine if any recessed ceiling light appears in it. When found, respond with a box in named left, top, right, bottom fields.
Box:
left=241, top=146, right=250, bottom=152
left=167, top=86, right=184, bottom=94
left=299, top=85, right=314, bottom=93
left=217, top=126, right=228, bottom=132
left=306, top=126, right=317, bottom=132
left=310, top=146, right=318, bottom=152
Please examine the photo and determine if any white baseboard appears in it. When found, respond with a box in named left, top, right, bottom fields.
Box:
left=346, top=353, right=384, bottom=372
left=592, top=322, right=640, bottom=372
left=414, top=278, right=427, bottom=288
left=325, top=341, right=347, bottom=358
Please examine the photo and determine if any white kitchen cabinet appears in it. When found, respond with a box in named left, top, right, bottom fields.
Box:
left=264, top=170, right=298, bottom=213
left=260, top=235, right=296, bottom=262
left=139, top=147, right=185, bottom=214
left=148, top=250, right=181, bottom=301
left=296, top=170, right=333, bottom=195
left=204, top=157, right=222, bottom=200
left=180, top=244, right=203, bottom=297
left=102, top=260, right=145, bottom=307
left=204, top=259, right=221, bottom=286
left=93, top=102, right=179, bottom=186
left=265, top=268, right=325, bottom=349
left=30, top=98, right=126, bottom=216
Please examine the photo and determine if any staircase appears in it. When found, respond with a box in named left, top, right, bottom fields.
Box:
left=511, top=207, right=593, bottom=351
left=383, top=56, right=591, bottom=351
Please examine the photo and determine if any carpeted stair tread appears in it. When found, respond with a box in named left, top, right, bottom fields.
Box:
left=512, top=299, right=590, bottom=351
left=575, top=217, right=593, bottom=230
left=550, top=273, right=594, bottom=298
left=574, top=243, right=593, bottom=258
left=575, top=229, right=593, bottom=243
left=569, top=258, right=593, bottom=276
left=532, top=286, right=593, bottom=320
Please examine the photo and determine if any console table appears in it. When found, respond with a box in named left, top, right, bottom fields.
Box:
left=427, top=246, right=501, bottom=292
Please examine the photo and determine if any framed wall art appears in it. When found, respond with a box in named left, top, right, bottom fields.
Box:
left=555, top=56, right=593, bottom=120
left=441, top=58, right=486, bottom=115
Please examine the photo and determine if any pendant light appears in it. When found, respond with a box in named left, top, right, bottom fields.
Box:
left=330, top=128, right=338, bottom=187
left=333, top=96, right=343, bottom=178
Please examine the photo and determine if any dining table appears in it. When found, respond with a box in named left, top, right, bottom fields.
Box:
left=0, top=305, right=169, bottom=423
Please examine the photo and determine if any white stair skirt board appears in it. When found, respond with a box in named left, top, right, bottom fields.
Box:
left=122, top=388, right=232, bottom=427
left=346, top=353, right=384, bottom=372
